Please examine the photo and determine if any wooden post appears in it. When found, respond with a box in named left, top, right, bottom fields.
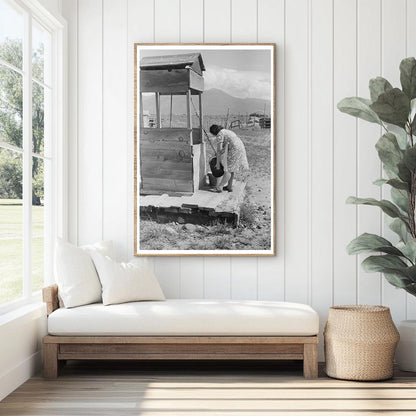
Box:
left=139, top=92, right=144, bottom=128
left=44, top=343, right=59, bottom=379
left=186, top=90, right=192, bottom=130
left=156, top=92, right=161, bottom=128
left=303, top=343, right=318, bottom=379
left=169, top=93, right=173, bottom=127
left=198, top=92, right=203, bottom=133
left=198, top=92, right=206, bottom=185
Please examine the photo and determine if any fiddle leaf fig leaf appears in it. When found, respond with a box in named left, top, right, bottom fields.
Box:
left=395, top=130, right=410, bottom=150
left=410, top=98, right=416, bottom=123
left=400, top=57, right=416, bottom=100
left=403, top=265, right=416, bottom=282
left=373, top=178, right=388, bottom=186
left=337, top=97, right=382, bottom=125
left=375, top=132, right=404, bottom=173
left=397, top=240, right=416, bottom=264
left=404, top=283, right=416, bottom=296
left=347, top=233, right=403, bottom=256
left=361, top=255, right=416, bottom=288
left=373, top=178, right=409, bottom=191
left=369, top=77, right=393, bottom=102
left=346, top=196, right=406, bottom=219
left=412, top=114, right=416, bottom=133
left=370, top=88, right=410, bottom=128
left=403, top=146, right=416, bottom=172
left=387, top=178, right=410, bottom=191
left=362, top=254, right=408, bottom=272
left=389, top=217, right=409, bottom=242
left=398, top=161, right=412, bottom=185
left=383, top=272, right=412, bottom=288
left=391, top=187, right=410, bottom=214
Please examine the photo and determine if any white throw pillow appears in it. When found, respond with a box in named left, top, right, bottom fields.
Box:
left=90, top=253, right=165, bottom=306
left=55, top=239, right=114, bottom=308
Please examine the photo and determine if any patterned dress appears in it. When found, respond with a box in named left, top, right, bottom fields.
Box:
left=215, top=129, right=250, bottom=178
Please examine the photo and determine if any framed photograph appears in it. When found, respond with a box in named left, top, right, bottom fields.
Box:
left=134, top=44, right=275, bottom=256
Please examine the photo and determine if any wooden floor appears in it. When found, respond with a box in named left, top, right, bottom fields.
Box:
left=1, top=360, right=416, bottom=415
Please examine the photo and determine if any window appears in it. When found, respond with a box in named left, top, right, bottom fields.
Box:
left=0, top=0, right=65, bottom=312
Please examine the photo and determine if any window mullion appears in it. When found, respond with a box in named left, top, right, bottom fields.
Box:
left=22, top=10, right=32, bottom=298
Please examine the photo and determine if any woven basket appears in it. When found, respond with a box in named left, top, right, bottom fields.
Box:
left=324, top=305, right=399, bottom=381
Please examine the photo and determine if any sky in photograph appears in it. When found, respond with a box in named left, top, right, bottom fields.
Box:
left=140, top=48, right=272, bottom=100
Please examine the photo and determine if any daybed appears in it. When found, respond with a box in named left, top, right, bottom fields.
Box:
left=42, top=285, right=320, bottom=379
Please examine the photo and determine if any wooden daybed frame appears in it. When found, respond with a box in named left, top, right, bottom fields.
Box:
left=42, top=285, right=319, bottom=379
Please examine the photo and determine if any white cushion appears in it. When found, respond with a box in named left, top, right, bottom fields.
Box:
left=54, top=239, right=114, bottom=308
left=90, top=253, right=165, bottom=305
left=47, top=299, right=319, bottom=336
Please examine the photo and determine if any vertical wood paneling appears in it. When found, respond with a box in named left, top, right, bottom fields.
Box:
left=257, top=0, right=285, bottom=301
left=231, top=258, right=258, bottom=299
left=406, top=0, right=416, bottom=319
left=102, top=0, right=128, bottom=260
left=61, top=0, right=78, bottom=245
left=230, top=0, right=257, bottom=42
left=310, top=0, right=333, bottom=359
left=155, top=0, right=180, bottom=42
left=180, top=0, right=203, bottom=43
left=154, top=258, right=181, bottom=298
left=77, top=0, right=103, bottom=245
left=381, top=0, right=407, bottom=322
left=229, top=0, right=258, bottom=300
left=179, top=0, right=205, bottom=298
left=180, top=258, right=204, bottom=298
left=203, top=0, right=232, bottom=299
left=151, top=0, right=182, bottom=296
left=284, top=0, right=309, bottom=304
left=204, top=257, right=231, bottom=299
left=333, top=0, right=357, bottom=305
left=127, top=0, right=154, bottom=260
left=64, top=0, right=413, bottom=329
left=356, top=0, right=382, bottom=305
left=203, top=0, right=231, bottom=42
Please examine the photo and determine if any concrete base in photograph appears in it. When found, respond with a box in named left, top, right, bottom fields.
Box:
left=139, top=181, right=246, bottom=225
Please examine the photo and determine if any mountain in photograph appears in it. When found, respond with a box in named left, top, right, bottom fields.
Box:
left=142, top=88, right=271, bottom=117
left=202, top=89, right=271, bottom=115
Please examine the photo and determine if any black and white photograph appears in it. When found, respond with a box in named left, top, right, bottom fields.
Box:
left=134, top=44, right=275, bottom=256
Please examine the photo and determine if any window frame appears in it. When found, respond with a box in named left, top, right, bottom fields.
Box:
left=0, top=0, right=67, bottom=315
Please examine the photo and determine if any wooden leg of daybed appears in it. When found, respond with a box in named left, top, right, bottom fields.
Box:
left=303, top=343, right=318, bottom=379
left=44, top=343, right=59, bottom=379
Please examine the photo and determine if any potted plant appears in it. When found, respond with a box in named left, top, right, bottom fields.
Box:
left=337, top=57, right=416, bottom=372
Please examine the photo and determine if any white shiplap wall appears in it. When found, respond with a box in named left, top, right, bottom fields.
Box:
left=61, top=0, right=416, bottom=356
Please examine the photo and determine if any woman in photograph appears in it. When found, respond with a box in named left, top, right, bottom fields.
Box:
left=209, top=124, right=250, bottom=193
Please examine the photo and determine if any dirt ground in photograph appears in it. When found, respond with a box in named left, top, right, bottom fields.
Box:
left=139, top=127, right=273, bottom=251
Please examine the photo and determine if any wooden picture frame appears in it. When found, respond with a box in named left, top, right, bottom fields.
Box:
left=134, top=44, right=276, bottom=256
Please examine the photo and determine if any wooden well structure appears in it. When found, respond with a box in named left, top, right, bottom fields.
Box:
left=139, top=53, right=206, bottom=195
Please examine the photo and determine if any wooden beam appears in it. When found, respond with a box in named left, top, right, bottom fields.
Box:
left=186, top=90, right=192, bottom=129
left=199, top=92, right=203, bottom=130
left=155, top=92, right=161, bottom=128
left=140, top=69, right=190, bottom=93
left=189, top=69, right=204, bottom=92
left=42, top=284, right=59, bottom=316
left=58, top=353, right=304, bottom=360
left=44, top=335, right=319, bottom=344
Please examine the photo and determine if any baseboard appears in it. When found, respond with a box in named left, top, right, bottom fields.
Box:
left=0, top=350, right=42, bottom=401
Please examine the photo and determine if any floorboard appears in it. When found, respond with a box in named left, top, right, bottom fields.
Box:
left=1, top=361, right=416, bottom=415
